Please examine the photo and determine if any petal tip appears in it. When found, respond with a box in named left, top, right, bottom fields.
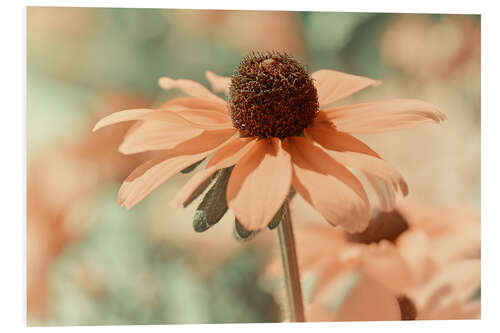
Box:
left=118, top=142, right=133, bottom=155
left=438, top=111, right=448, bottom=122
left=400, top=179, right=409, bottom=197
left=158, top=77, right=174, bottom=90
left=205, top=70, right=214, bottom=79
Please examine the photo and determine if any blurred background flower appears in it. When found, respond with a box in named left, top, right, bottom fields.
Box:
left=265, top=198, right=480, bottom=321
left=27, top=7, right=480, bottom=325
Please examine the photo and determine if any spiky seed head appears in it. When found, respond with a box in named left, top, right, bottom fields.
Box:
left=228, top=51, right=319, bottom=139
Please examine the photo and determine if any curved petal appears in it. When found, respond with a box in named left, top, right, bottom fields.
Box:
left=327, top=151, right=408, bottom=196
left=205, top=70, right=231, bottom=95
left=170, top=137, right=256, bottom=208
left=306, top=123, right=406, bottom=211
left=158, top=77, right=226, bottom=105
left=94, top=107, right=231, bottom=134
left=176, top=109, right=231, bottom=125
left=305, top=121, right=380, bottom=157
left=365, top=173, right=397, bottom=212
left=311, top=69, right=381, bottom=107
left=119, top=121, right=203, bottom=155
left=227, top=138, right=292, bottom=231
left=119, top=152, right=207, bottom=209
left=118, top=129, right=236, bottom=209
left=283, top=136, right=370, bottom=233
left=160, top=97, right=228, bottom=113
left=92, top=108, right=190, bottom=132
left=322, top=99, right=446, bottom=134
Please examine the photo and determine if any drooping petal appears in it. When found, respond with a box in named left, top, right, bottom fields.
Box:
left=160, top=97, right=228, bottom=113
left=94, top=106, right=232, bottom=134
left=176, top=109, right=231, bottom=125
left=283, top=136, right=370, bottom=233
left=305, top=121, right=380, bottom=157
left=119, top=121, right=203, bottom=154
left=118, top=129, right=236, bottom=209
left=227, top=138, right=292, bottom=231
left=92, top=108, right=190, bottom=132
left=365, top=173, right=397, bottom=212
left=170, top=137, right=257, bottom=208
left=311, top=69, right=381, bottom=107
left=322, top=99, right=446, bottom=134
left=158, top=77, right=226, bottom=104
left=205, top=70, right=231, bottom=95
left=307, top=116, right=410, bottom=209
left=329, top=151, right=407, bottom=195
left=119, top=152, right=207, bottom=209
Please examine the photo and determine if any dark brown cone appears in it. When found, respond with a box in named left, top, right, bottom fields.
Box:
left=228, top=51, right=319, bottom=139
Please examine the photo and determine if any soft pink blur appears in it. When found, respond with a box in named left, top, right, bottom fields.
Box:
left=169, top=10, right=306, bottom=59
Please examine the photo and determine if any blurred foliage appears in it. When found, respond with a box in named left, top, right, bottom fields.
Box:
left=42, top=187, right=279, bottom=325
left=339, top=14, right=393, bottom=77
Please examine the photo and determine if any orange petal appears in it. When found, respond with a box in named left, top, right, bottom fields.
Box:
left=311, top=256, right=356, bottom=301
left=305, top=121, right=380, bottom=157
left=322, top=99, right=446, bottom=134
left=329, top=152, right=407, bottom=195
left=119, top=152, right=207, bottom=209
left=311, top=69, right=381, bottom=106
left=92, top=108, right=189, bottom=131
left=118, top=129, right=236, bottom=209
left=169, top=137, right=256, bottom=208
left=292, top=226, right=349, bottom=280
left=306, top=123, right=406, bottom=211
left=205, top=70, right=231, bottom=95
left=307, top=121, right=408, bottom=200
left=160, top=97, right=228, bottom=113
left=119, top=121, right=203, bottom=155
left=430, top=225, right=481, bottom=266
left=283, top=136, right=370, bottom=233
left=227, top=138, right=292, bottom=231
left=158, top=77, right=226, bottom=105
left=335, top=274, right=401, bottom=321
left=397, top=229, right=431, bottom=284
left=176, top=108, right=231, bottom=125
left=416, top=259, right=480, bottom=315
left=360, top=240, right=414, bottom=294
left=365, top=173, right=397, bottom=212
left=92, top=107, right=227, bottom=132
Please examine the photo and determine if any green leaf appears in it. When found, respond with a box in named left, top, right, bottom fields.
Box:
left=193, top=167, right=232, bottom=232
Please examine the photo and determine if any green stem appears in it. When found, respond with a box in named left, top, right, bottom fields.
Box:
left=276, top=200, right=305, bottom=322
